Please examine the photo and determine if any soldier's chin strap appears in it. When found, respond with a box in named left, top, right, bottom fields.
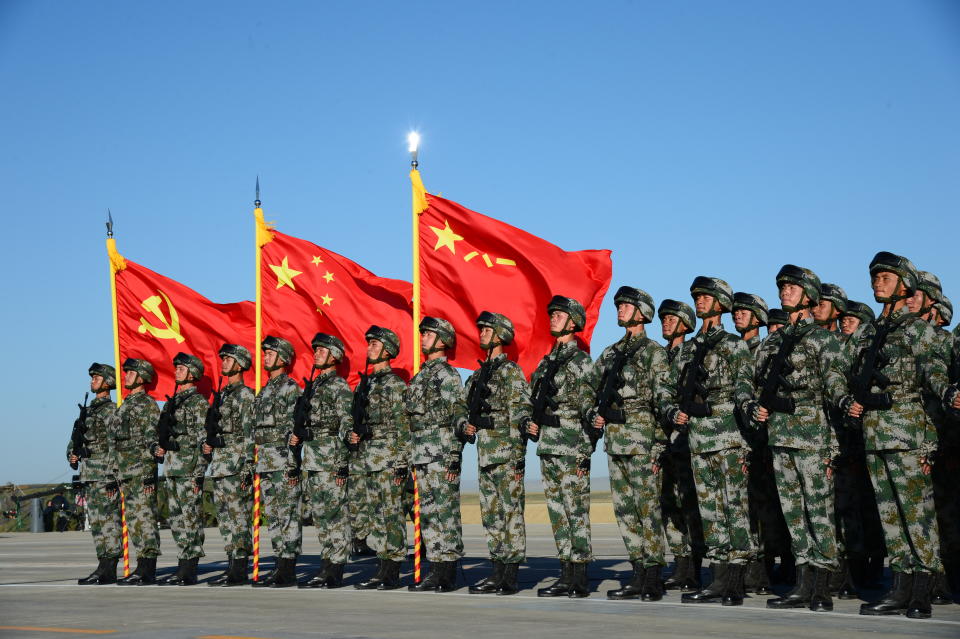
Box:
left=264, top=360, right=286, bottom=372
left=366, top=343, right=391, bottom=365
left=550, top=319, right=577, bottom=337
left=618, top=308, right=643, bottom=328
left=876, top=277, right=911, bottom=304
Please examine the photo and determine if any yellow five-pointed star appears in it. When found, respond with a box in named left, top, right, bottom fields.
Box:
left=323, top=271, right=335, bottom=283
left=321, top=294, right=333, bottom=306
left=311, top=255, right=323, bottom=266
left=269, top=256, right=303, bottom=290
left=430, top=220, right=464, bottom=254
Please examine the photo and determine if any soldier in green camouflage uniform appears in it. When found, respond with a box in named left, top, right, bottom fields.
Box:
left=353, top=326, right=410, bottom=591
left=112, top=358, right=162, bottom=585
left=154, top=353, right=209, bottom=585
left=205, top=344, right=255, bottom=587
left=767, top=308, right=789, bottom=333
left=251, top=336, right=302, bottom=588
left=592, top=287, right=671, bottom=601
left=733, top=293, right=767, bottom=356
left=528, top=296, right=599, bottom=599
left=840, top=302, right=875, bottom=340
left=406, top=317, right=468, bottom=592
left=70, top=363, right=122, bottom=585
left=845, top=252, right=960, bottom=619
left=464, top=312, right=530, bottom=596
left=664, top=277, right=755, bottom=606
left=750, top=267, right=844, bottom=612
left=292, top=333, right=353, bottom=588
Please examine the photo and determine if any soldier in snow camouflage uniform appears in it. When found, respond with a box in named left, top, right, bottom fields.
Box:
left=664, top=277, right=755, bottom=607
left=528, top=296, right=599, bottom=599
left=154, top=352, right=209, bottom=586
left=251, top=336, right=302, bottom=588
left=464, top=312, right=530, bottom=596
left=845, top=252, right=960, bottom=619
left=406, top=317, right=468, bottom=593
left=112, top=358, right=162, bottom=585
left=751, top=267, right=845, bottom=612
left=70, top=363, right=122, bottom=585
left=293, top=333, right=353, bottom=589
left=593, top=287, right=671, bottom=601
left=205, top=344, right=255, bottom=587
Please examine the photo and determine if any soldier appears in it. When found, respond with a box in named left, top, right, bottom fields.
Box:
left=291, top=333, right=353, bottom=588
left=464, top=312, right=530, bottom=596
left=592, top=287, right=671, bottom=601
left=732, top=293, right=768, bottom=355
left=767, top=309, right=790, bottom=334
left=845, top=252, right=960, bottom=619
left=112, top=358, right=162, bottom=585
left=663, top=277, right=754, bottom=606
left=204, top=344, right=255, bottom=587
left=406, top=317, right=468, bottom=592
left=527, top=296, right=598, bottom=598
left=70, top=363, right=122, bottom=585
left=153, top=353, right=209, bottom=585
left=251, top=336, right=302, bottom=588
left=656, top=299, right=705, bottom=593
left=750, top=266, right=845, bottom=612
left=813, top=283, right=848, bottom=333
left=839, top=302, right=875, bottom=339
left=352, top=326, right=410, bottom=591
left=935, top=295, right=952, bottom=328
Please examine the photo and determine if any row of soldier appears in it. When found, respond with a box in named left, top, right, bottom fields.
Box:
left=67, top=250, right=959, bottom=620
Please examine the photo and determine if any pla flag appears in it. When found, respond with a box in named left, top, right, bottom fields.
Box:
left=258, top=218, right=413, bottom=387
left=414, top=172, right=612, bottom=377
left=108, top=241, right=256, bottom=400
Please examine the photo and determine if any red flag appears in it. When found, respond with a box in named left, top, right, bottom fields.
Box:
left=415, top=175, right=612, bottom=377
left=111, top=249, right=256, bottom=400
left=259, top=226, right=413, bottom=387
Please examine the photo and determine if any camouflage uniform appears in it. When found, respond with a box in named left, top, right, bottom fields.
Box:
left=254, top=373, right=302, bottom=559
left=406, top=357, right=467, bottom=563
left=301, top=370, right=353, bottom=564
left=208, top=381, right=255, bottom=559
left=162, top=386, right=209, bottom=560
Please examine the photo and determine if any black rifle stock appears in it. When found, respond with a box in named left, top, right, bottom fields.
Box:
left=348, top=372, right=372, bottom=452
left=290, top=371, right=319, bottom=470
left=156, top=389, right=182, bottom=464
left=677, top=332, right=724, bottom=418
left=202, top=377, right=225, bottom=462
left=69, top=393, right=90, bottom=470
left=465, top=356, right=501, bottom=444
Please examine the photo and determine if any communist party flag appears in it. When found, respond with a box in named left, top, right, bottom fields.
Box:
left=107, top=239, right=256, bottom=400
left=257, top=210, right=413, bottom=387
left=413, top=171, right=612, bottom=377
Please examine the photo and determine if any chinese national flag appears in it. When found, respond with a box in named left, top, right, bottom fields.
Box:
left=414, top=171, right=612, bottom=377
left=109, top=241, right=256, bottom=400
left=258, top=218, right=413, bottom=387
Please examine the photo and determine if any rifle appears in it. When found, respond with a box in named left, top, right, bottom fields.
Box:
left=156, top=389, right=182, bottom=464
left=676, top=331, right=725, bottom=418
left=848, top=316, right=906, bottom=420
left=526, top=346, right=577, bottom=444
left=595, top=340, right=645, bottom=424
left=202, top=377, right=225, bottom=462
left=755, top=324, right=812, bottom=415
left=347, top=371, right=372, bottom=452
left=463, top=354, right=502, bottom=444
left=290, top=370, right=318, bottom=469
left=69, top=393, right=90, bottom=470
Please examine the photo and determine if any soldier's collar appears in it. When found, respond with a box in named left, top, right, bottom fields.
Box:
left=487, top=351, right=508, bottom=363
left=175, top=385, right=199, bottom=397
left=423, top=356, right=448, bottom=369
left=90, top=396, right=113, bottom=407
left=554, top=340, right=578, bottom=353
left=370, top=366, right=392, bottom=378
left=314, top=368, right=337, bottom=382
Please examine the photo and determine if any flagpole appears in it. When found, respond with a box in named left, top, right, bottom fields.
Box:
left=252, top=178, right=263, bottom=582
left=408, top=132, right=423, bottom=584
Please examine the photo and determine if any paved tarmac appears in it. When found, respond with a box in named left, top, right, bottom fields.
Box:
left=0, top=524, right=957, bottom=638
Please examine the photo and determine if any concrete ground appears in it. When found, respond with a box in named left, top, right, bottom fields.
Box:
left=0, top=524, right=957, bottom=638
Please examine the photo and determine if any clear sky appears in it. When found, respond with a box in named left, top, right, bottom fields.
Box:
left=2, top=1, right=958, bottom=484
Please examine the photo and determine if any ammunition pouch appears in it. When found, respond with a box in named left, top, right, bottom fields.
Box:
left=854, top=389, right=893, bottom=411
left=599, top=406, right=626, bottom=423
left=762, top=395, right=796, bottom=415
left=680, top=400, right=712, bottom=418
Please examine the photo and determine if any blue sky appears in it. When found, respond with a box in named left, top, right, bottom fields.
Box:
left=2, top=1, right=958, bottom=484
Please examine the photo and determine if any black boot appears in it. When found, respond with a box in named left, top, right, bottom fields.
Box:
left=568, top=562, right=590, bottom=598
left=607, top=560, right=645, bottom=600
left=207, top=562, right=232, bottom=587
left=683, top=555, right=703, bottom=592
left=322, top=563, right=345, bottom=588
left=97, top=558, right=119, bottom=585
left=860, top=571, right=913, bottom=615
left=377, top=559, right=402, bottom=590
left=931, top=572, right=953, bottom=605
left=470, top=560, right=504, bottom=594
left=172, top=557, right=199, bottom=586
left=355, top=559, right=387, bottom=590
left=251, top=561, right=280, bottom=587
left=663, top=556, right=689, bottom=591
left=352, top=537, right=375, bottom=556
left=538, top=561, right=572, bottom=597
left=117, top=558, right=155, bottom=585
left=437, top=560, right=459, bottom=592
left=496, top=563, right=520, bottom=595
left=835, top=561, right=858, bottom=600
left=809, top=567, right=834, bottom=612
left=78, top=558, right=108, bottom=585
left=641, top=565, right=664, bottom=602
left=722, top=563, right=745, bottom=606
left=775, top=553, right=796, bottom=585
left=767, top=564, right=813, bottom=609
left=682, top=562, right=727, bottom=603
left=744, top=559, right=772, bottom=595
left=223, top=557, right=249, bottom=586
left=269, top=557, right=299, bottom=588
left=408, top=562, right=443, bottom=592
left=157, top=559, right=188, bottom=585
left=906, top=572, right=934, bottom=619
left=300, top=559, right=331, bottom=588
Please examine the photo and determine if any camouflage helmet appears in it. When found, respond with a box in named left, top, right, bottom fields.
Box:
left=767, top=308, right=791, bottom=327
left=547, top=295, right=586, bottom=331
left=776, top=265, right=822, bottom=307
left=88, top=362, right=116, bottom=389
left=311, top=332, right=345, bottom=361
left=173, top=352, right=204, bottom=380
left=915, top=270, right=942, bottom=303
left=732, top=292, right=769, bottom=326
left=476, top=311, right=515, bottom=346
left=869, top=251, right=919, bottom=296
left=122, top=357, right=155, bottom=384
left=218, top=343, right=252, bottom=371
left=657, top=299, right=695, bottom=332
left=690, top=276, right=734, bottom=313
left=365, top=325, right=400, bottom=359
left=419, top=316, right=456, bottom=348
left=842, top=300, right=876, bottom=325
left=261, top=335, right=295, bottom=364
left=819, top=283, right=848, bottom=314
left=937, top=295, right=952, bottom=325
left=613, top=286, right=654, bottom=324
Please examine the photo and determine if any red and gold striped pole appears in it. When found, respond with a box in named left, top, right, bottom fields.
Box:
left=106, top=222, right=129, bottom=578
left=119, top=488, right=130, bottom=577
left=412, top=469, right=422, bottom=583
left=252, top=446, right=261, bottom=582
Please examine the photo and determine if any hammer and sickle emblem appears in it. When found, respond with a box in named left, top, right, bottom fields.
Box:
left=137, top=290, right=185, bottom=343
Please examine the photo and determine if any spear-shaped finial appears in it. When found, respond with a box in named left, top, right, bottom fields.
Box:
left=106, top=209, right=114, bottom=238
left=255, top=176, right=261, bottom=208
